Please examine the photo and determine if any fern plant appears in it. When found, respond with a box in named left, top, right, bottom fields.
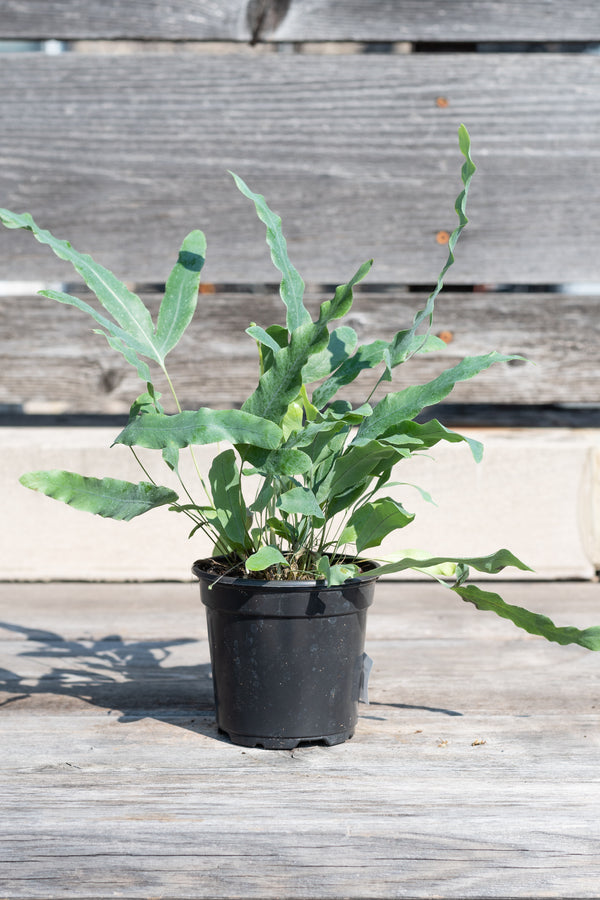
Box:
left=2, top=125, right=599, bottom=652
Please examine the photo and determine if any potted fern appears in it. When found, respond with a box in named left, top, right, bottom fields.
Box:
left=2, top=126, right=599, bottom=749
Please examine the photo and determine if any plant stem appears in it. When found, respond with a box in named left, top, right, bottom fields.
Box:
left=162, top=363, right=212, bottom=503
left=129, top=447, right=157, bottom=485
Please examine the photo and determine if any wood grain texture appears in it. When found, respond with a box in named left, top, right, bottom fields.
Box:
left=271, top=0, right=600, bottom=42
left=1, top=53, right=599, bottom=284
left=2, top=288, right=598, bottom=412
left=1, top=580, right=600, bottom=898
left=1, top=0, right=599, bottom=42
left=0, top=0, right=251, bottom=40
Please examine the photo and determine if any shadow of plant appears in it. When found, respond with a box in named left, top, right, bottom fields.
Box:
left=0, top=621, right=465, bottom=741
left=0, top=620, right=221, bottom=739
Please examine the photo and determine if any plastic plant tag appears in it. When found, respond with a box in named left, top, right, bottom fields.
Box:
left=359, top=652, right=374, bottom=704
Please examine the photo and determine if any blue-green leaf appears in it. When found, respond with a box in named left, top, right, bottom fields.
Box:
left=242, top=262, right=372, bottom=425
left=230, top=172, right=310, bottom=332
left=312, top=340, right=389, bottom=409
left=243, top=446, right=313, bottom=477
left=312, top=125, right=477, bottom=407
left=242, top=321, right=329, bottom=424
left=245, top=545, right=289, bottom=572
left=301, top=325, right=358, bottom=383
left=319, top=401, right=373, bottom=424
left=162, top=444, right=180, bottom=473
left=277, top=486, right=324, bottom=520
left=249, top=479, right=274, bottom=514
left=208, top=450, right=251, bottom=551
left=329, top=563, right=360, bottom=584
left=365, top=548, right=532, bottom=580
left=19, top=470, right=178, bottom=521
left=127, top=390, right=162, bottom=420
left=265, top=517, right=298, bottom=545
left=246, top=324, right=284, bottom=355
left=98, top=330, right=153, bottom=384
left=42, top=288, right=158, bottom=382
left=316, top=556, right=331, bottom=582
left=324, top=441, right=401, bottom=502
left=385, top=124, right=477, bottom=368
left=354, top=353, right=520, bottom=446
left=41, top=288, right=137, bottom=346
left=341, top=498, right=415, bottom=553
left=317, top=556, right=360, bottom=586
left=382, top=419, right=484, bottom=463
left=155, top=230, right=206, bottom=358
left=377, top=550, right=456, bottom=578
left=389, top=483, right=437, bottom=506
left=281, top=400, right=304, bottom=440
left=0, top=209, right=159, bottom=357
left=320, top=260, right=373, bottom=323
left=416, top=334, right=449, bottom=354
left=453, top=583, right=600, bottom=651
left=285, top=419, right=350, bottom=488
left=114, top=408, right=283, bottom=452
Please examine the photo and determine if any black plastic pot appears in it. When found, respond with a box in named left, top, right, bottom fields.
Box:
left=192, top=559, right=379, bottom=749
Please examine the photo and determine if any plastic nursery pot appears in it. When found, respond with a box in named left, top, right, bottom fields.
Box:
left=192, top=558, right=379, bottom=750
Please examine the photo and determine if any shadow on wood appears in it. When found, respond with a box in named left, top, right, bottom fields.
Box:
left=0, top=619, right=225, bottom=741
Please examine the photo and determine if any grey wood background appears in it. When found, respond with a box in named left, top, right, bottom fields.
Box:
left=2, top=0, right=600, bottom=42
left=1, top=289, right=597, bottom=413
left=1, top=0, right=599, bottom=415
left=1, top=52, right=600, bottom=286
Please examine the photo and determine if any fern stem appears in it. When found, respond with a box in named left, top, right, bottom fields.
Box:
left=162, top=363, right=211, bottom=503
left=129, top=447, right=156, bottom=485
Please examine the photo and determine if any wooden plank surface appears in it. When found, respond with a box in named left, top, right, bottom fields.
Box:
left=1, top=53, right=599, bottom=284
left=0, top=0, right=251, bottom=41
left=1, top=580, right=600, bottom=898
left=2, top=0, right=600, bottom=42
left=2, top=288, right=599, bottom=412
left=271, top=0, right=600, bottom=43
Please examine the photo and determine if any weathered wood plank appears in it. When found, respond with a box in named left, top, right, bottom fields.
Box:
left=0, top=0, right=251, bottom=40
left=1, top=0, right=599, bottom=42
left=272, top=0, right=600, bottom=43
left=2, top=580, right=598, bottom=641
left=1, top=581, right=600, bottom=898
left=1, top=764, right=598, bottom=898
left=2, top=288, right=598, bottom=412
left=1, top=53, right=599, bottom=284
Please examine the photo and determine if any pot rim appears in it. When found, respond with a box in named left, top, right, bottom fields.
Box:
left=192, top=555, right=380, bottom=589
